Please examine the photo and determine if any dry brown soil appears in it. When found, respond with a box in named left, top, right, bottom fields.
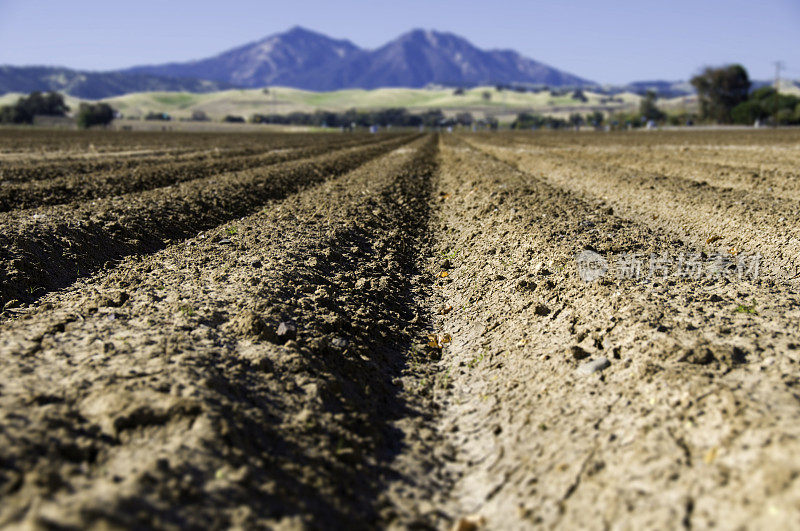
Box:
left=1, top=128, right=800, bottom=529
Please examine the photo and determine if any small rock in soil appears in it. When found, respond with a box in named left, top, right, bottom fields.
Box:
left=577, top=357, right=611, bottom=375
left=276, top=321, right=297, bottom=342
left=330, top=337, right=348, bottom=349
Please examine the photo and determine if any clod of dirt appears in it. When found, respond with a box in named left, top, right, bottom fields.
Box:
left=440, top=259, right=453, bottom=269
left=570, top=345, right=590, bottom=360
left=516, top=279, right=536, bottom=291
left=101, top=290, right=129, bottom=307
left=534, top=304, right=551, bottom=316
left=576, top=357, right=611, bottom=375
left=224, top=309, right=273, bottom=341
left=451, top=514, right=486, bottom=531
left=675, top=345, right=716, bottom=365
left=83, top=290, right=129, bottom=311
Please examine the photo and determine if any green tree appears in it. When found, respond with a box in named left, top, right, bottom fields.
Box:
left=568, top=113, right=584, bottom=130
left=571, top=89, right=588, bottom=102
left=730, top=100, right=767, bottom=124
left=639, top=90, right=665, bottom=121
left=0, top=91, right=69, bottom=124
left=512, top=112, right=546, bottom=129
left=77, top=102, right=114, bottom=128
left=730, top=86, right=800, bottom=125
left=691, top=64, right=751, bottom=123
left=586, top=110, right=605, bottom=126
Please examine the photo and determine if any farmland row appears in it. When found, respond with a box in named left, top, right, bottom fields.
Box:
left=0, top=132, right=374, bottom=183
left=467, top=137, right=800, bottom=280
left=0, top=137, right=439, bottom=528
left=419, top=135, right=800, bottom=528
left=0, top=134, right=417, bottom=312
left=0, top=134, right=391, bottom=211
left=474, top=131, right=800, bottom=197
left=0, top=129, right=319, bottom=154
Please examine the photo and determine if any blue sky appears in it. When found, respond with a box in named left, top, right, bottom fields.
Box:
left=0, top=0, right=798, bottom=84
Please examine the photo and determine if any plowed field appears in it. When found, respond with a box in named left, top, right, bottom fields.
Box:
left=2, top=128, right=800, bottom=529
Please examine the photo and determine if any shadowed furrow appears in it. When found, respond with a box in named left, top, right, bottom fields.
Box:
left=0, top=134, right=417, bottom=312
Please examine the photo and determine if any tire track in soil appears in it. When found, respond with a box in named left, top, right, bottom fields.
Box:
left=0, top=134, right=417, bottom=314
left=467, top=137, right=800, bottom=281
left=0, top=136, right=442, bottom=529
left=416, top=135, right=800, bottom=529
left=0, top=134, right=390, bottom=212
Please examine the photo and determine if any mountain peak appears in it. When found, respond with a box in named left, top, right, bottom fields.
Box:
left=281, top=26, right=335, bottom=40
left=396, top=28, right=460, bottom=45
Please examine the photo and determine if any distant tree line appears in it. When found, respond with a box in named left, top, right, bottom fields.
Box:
left=730, top=86, right=800, bottom=125
left=0, top=91, right=116, bottom=128
left=145, top=111, right=171, bottom=121
left=512, top=110, right=606, bottom=130
left=250, top=108, right=486, bottom=128
left=0, top=91, right=69, bottom=124
left=691, top=64, right=800, bottom=125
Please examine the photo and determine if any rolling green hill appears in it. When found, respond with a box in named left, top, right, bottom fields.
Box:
left=0, top=85, right=705, bottom=128
left=0, top=86, right=645, bottom=122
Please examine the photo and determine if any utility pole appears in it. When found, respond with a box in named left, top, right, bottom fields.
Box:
left=773, top=61, right=784, bottom=128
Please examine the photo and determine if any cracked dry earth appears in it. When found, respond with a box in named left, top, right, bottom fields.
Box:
left=1, top=128, right=800, bottom=529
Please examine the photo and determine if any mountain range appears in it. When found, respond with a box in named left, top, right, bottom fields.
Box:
left=124, top=26, right=593, bottom=91
left=0, top=27, right=594, bottom=98
left=0, top=66, right=235, bottom=99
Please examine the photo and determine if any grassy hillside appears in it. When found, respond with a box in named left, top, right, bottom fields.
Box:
left=97, top=86, right=646, bottom=121
left=2, top=86, right=698, bottom=124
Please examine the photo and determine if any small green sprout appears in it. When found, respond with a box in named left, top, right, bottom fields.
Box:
left=735, top=301, right=757, bottom=314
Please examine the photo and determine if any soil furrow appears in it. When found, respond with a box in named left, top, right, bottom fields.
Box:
left=2, top=128, right=799, bottom=529
left=472, top=130, right=800, bottom=197
left=0, top=129, right=325, bottom=156
left=530, top=144, right=800, bottom=199
left=419, top=135, right=800, bottom=528
left=0, top=134, right=417, bottom=313
left=0, top=136, right=439, bottom=529
left=467, top=137, right=800, bottom=281
left=0, top=133, right=373, bottom=184
left=0, top=134, right=389, bottom=211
